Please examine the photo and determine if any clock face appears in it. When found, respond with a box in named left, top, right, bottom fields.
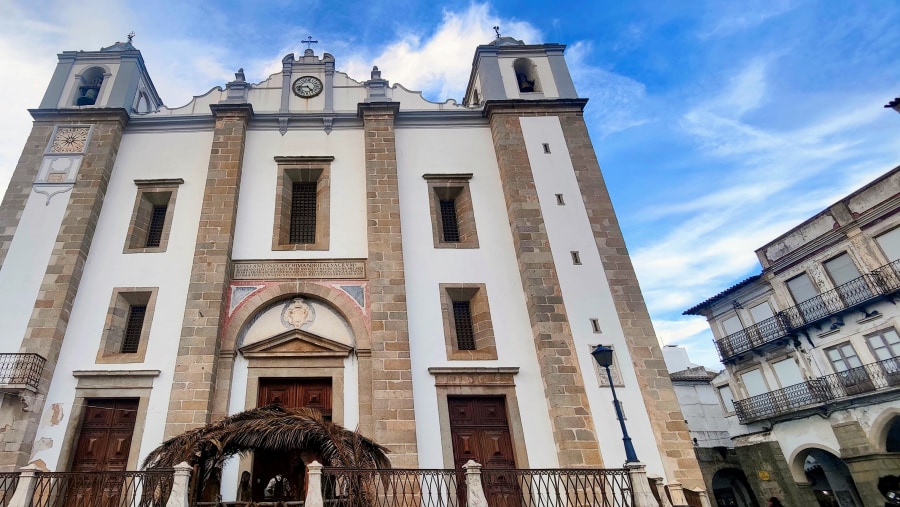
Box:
left=292, top=76, right=323, bottom=98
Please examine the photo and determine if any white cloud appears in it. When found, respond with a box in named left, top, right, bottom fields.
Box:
left=697, top=0, right=797, bottom=39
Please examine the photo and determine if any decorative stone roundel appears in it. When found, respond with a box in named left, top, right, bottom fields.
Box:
left=283, top=297, right=313, bottom=329
left=50, top=127, right=90, bottom=153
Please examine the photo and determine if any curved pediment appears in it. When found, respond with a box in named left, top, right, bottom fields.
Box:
left=239, top=329, right=353, bottom=358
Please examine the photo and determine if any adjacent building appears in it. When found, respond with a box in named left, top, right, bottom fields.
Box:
left=0, top=35, right=703, bottom=501
left=685, top=167, right=900, bottom=506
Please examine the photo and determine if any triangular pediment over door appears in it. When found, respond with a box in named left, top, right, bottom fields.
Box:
left=239, top=329, right=353, bottom=358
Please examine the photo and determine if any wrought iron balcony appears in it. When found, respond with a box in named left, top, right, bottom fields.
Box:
left=0, top=353, right=46, bottom=392
left=714, top=259, right=900, bottom=362
left=733, top=357, right=900, bottom=423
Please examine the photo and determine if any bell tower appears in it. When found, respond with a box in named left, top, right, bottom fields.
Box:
left=463, top=37, right=577, bottom=106
left=38, top=37, right=162, bottom=113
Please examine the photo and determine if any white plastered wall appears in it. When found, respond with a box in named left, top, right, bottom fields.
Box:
left=0, top=191, right=70, bottom=353
left=395, top=125, right=560, bottom=468
left=29, top=130, right=212, bottom=469
left=520, top=116, right=667, bottom=477
left=232, top=129, right=367, bottom=260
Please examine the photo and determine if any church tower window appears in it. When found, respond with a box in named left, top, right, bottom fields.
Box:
left=74, top=67, right=105, bottom=106
left=425, top=174, right=479, bottom=249
left=513, top=58, right=541, bottom=93
left=289, top=181, right=318, bottom=243
left=125, top=179, right=182, bottom=254
left=440, top=284, right=497, bottom=360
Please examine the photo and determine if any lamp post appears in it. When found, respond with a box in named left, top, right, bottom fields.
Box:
left=591, top=344, right=639, bottom=463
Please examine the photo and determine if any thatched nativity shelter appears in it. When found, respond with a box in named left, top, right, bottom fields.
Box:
left=143, top=405, right=390, bottom=502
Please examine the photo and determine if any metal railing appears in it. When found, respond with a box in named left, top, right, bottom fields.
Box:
left=0, top=354, right=46, bottom=391
left=29, top=470, right=174, bottom=507
left=321, top=468, right=632, bottom=507
left=734, top=357, right=900, bottom=423
left=0, top=473, right=19, bottom=507
left=480, top=468, right=632, bottom=507
left=715, top=259, right=900, bottom=361
left=322, top=468, right=462, bottom=507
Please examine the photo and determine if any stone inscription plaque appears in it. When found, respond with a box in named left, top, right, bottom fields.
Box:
left=233, top=260, right=366, bottom=280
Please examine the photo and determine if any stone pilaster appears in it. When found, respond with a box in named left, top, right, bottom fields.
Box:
left=833, top=419, right=900, bottom=507
left=555, top=108, right=704, bottom=487
left=359, top=102, right=419, bottom=467
left=0, top=109, right=129, bottom=470
left=164, top=104, right=251, bottom=438
left=485, top=102, right=602, bottom=467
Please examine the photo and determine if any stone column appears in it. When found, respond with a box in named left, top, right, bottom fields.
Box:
left=304, top=461, right=324, bottom=507
left=359, top=102, right=419, bottom=466
left=557, top=107, right=702, bottom=486
left=164, top=103, right=252, bottom=438
left=834, top=419, right=899, bottom=507
left=0, top=109, right=128, bottom=470
left=463, top=460, right=489, bottom=507
left=166, top=462, right=193, bottom=507
left=485, top=102, right=601, bottom=467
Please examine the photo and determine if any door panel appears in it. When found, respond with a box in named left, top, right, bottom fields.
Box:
left=71, top=399, right=138, bottom=472
left=253, top=379, right=332, bottom=501
left=449, top=396, right=517, bottom=507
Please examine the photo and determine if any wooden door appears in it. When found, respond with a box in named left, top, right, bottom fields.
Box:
left=252, top=379, right=332, bottom=501
left=449, top=396, right=518, bottom=507
left=71, top=399, right=138, bottom=472
left=69, top=399, right=138, bottom=507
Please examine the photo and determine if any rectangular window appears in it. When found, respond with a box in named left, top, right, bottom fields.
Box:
left=289, top=181, right=318, bottom=244
left=96, top=288, right=157, bottom=364
left=121, top=305, right=147, bottom=354
left=440, top=199, right=461, bottom=242
left=749, top=302, right=774, bottom=324
left=786, top=273, right=818, bottom=304
left=826, top=342, right=874, bottom=395
left=452, top=301, right=475, bottom=350
left=876, top=227, right=900, bottom=262
left=124, top=179, right=182, bottom=253
left=425, top=174, right=479, bottom=249
left=542, top=143, right=551, bottom=154
left=145, top=205, right=168, bottom=248
left=740, top=368, right=768, bottom=398
left=867, top=328, right=900, bottom=360
left=717, top=385, right=735, bottom=412
left=273, top=156, right=332, bottom=251
left=721, top=315, right=743, bottom=336
left=824, top=253, right=862, bottom=286
left=555, top=194, right=565, bottom=205
left=590, top=318, right=601, bottom=333
left=571, top=251, right=582, bottom=265
left=440, top=284, right=496, bottom=360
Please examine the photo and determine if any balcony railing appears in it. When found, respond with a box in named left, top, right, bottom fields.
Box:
left=0, top=353, right=46, bottom=391
left=29, top=470, right=174, bottom=507
left=733, top=357, right=900, bottom=423
left=0, top=473, right=19, bottom=507
left=715, top=259, right=900, bottom=361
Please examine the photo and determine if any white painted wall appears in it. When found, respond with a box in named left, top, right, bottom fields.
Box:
left=29, top=130, right=212, bottom=469
left=520, top=116, right=667, bottom=477
left=232, top=129, right=368, bottom=260
left=396, top=125, right=560, bottom=468
left=0, top=191, right=70, bottom=353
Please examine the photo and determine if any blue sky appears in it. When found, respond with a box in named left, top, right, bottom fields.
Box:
left=1, top=1, right=899, bottom=368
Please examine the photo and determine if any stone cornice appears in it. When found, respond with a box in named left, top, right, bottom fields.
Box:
left=209, top=102, right=254, bottom=118
left=482, top=98, right=589, bottom=118
left=357, top=101, right=400, bottom=118
left=29, top=108, right=130, bottom=126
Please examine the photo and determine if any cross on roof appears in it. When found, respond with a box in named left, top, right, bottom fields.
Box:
left=127, top=31, right=135, bottom=43
left=302, top=36, right=318, bottom=50
left=493, top=26, right=501, bottom=39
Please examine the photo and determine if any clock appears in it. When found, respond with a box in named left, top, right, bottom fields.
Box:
left=292, top=76, right=323, bottom=98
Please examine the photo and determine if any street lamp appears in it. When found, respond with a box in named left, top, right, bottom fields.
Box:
left=591, top=344, right=639, bottom=463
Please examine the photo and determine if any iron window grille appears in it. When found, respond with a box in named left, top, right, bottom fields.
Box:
left=145, top=205, right=167, bottom=248
left=290, top=182, right=317, bottom=244
left=121, top=305, right=147, bottom=354
left=440, top=199, right=461, bottom=242
left=453, top=300, right=476, bottom=350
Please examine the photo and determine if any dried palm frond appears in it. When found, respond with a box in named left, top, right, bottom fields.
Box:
left=142, top=404, right=390, bottom=473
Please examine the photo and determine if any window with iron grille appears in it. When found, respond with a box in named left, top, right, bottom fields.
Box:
left=121, top=305, right=147, bottom=354
left=440, top=199, right=461, bottom=242
left=145, top=205, right=168, bottom=248
left=425, top=174, right=478, bottom=249
left=453, top=300, right=476, bottom=351
left=290, top=182, right=318, bottom=243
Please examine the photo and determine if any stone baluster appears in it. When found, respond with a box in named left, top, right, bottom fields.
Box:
left=166, top=462, right=192, bottom=507
left=464, top=460, right=488, bottom=507
left=7, top=464, right=41, bottom=507
left=627, top=462, right=661, bottom=507
left=305, top=461, right=324, bottom=507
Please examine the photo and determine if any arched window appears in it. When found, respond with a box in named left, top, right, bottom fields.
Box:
left=74, top=67, right=105, bottom=106
left=513, top=58, right=541, bottom=93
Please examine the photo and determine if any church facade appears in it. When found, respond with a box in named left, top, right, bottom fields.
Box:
left=0, top=36, right=701, bottom=499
